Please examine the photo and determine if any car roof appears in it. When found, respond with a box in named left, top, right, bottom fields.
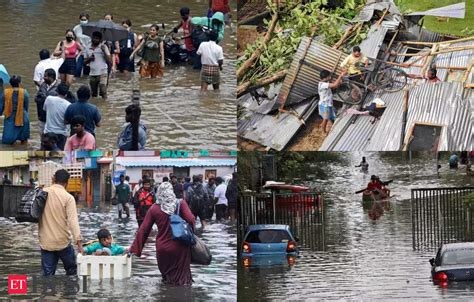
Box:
left=441, top=242, right=474, bottom=251
left=247, top=224, right=290, bottom=231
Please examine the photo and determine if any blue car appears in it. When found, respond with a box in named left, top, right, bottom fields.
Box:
left=241, top=224, right=299, bottom=267
left=430, top=242, right=474, bottom=286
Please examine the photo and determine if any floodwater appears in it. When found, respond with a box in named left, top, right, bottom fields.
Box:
left=239, top=152, right=474, bottom=300
left=0, top=0, right=236, bottom=150
left=0, top=203, right=237, bottom=300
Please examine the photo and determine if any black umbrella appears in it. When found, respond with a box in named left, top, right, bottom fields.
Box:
left=82, top=20, right=128, bottom=41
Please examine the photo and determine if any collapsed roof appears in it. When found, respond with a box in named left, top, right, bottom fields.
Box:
left=238, top=1, right=473, bottom=151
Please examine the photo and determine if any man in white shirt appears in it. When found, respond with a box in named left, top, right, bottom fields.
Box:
left=73, top=13, right=92, bottom=78
left=43, top=82, right=71, bottom=150
left=196, top=31, right=224, bottom=91
left=213, top=177, right=228, bottom=221
left=84, top=31, right=111, bottom=100
left=33, top=49, right=63, bottom=89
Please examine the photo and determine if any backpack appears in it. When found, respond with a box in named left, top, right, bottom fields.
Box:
left=15, top=188, right=48, bottom=223
left=189, top=184, right=206, bottom=212
left=170, top=200, right=196, bottom=246
left=135, top=189, right=154, bottom=219
left=191, top=20, right=217, bottom=50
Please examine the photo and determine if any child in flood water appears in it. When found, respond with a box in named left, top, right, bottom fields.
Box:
left=83, top=228, right=128, bottom=256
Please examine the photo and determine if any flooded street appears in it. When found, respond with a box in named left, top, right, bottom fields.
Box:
left=0, top=203, right=237, bottom=300
left=0, top=0, right=236, bottom=150
left=239, top=152, right=474, bottom=300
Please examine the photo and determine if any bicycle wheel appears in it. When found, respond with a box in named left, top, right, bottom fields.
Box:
left=376, top=68, right=407, bottom=93
left=336, top=81, right=363, bottom=105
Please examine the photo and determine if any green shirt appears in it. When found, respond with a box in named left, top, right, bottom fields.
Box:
left=116, top=183, right=131, bottom=203
left=143, top=36, right=162, bottom=63
left=83, top=242, right=125, bottom=256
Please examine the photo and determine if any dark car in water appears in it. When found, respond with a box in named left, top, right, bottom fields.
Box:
left=430, top=242, right=474, bottom=286
left=241, top=224, right=299, bottom=267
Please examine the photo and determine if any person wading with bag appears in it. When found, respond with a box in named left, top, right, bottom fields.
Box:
left=130, top=181, right=195, bottom=286
left=132, top=178, right=156, bottom=227
left=38, top=169, right=83, bottom=276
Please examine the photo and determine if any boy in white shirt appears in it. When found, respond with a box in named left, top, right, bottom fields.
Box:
left=318, top=69, right=345, bottom=134
left=196, top=31, right=224, bottom=91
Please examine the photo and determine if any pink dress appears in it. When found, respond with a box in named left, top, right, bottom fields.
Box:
left=130, top=201, right=195, bottom=286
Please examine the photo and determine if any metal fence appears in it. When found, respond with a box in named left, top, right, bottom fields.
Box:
left=411, top=187, right=474, bottom=250
left=238, top=192, right=325, bottom=250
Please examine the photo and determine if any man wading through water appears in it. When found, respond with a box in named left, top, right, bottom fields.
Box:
left=115, top=174, right=131, bottom=219
left=38, top=169, right=83, bottom=275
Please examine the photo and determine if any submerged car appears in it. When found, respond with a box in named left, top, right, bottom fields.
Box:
left=430, top=242, right=474, bottom=285
left=241, top=224, right=299, bottom=267
left=262, top=181, right=321, bottom=206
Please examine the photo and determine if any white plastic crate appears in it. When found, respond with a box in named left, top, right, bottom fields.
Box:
left=63, top=163, right=84, bottom=178
left=37, top=161, right=63, bottom=187
left=77, top=254, right=132, bottom=279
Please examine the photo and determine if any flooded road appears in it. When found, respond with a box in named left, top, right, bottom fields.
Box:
left=0, top=204, right=237, bottom=300
left=239, top=152, right=474, bottom=300
left=0, top=0, right=236, bottom=150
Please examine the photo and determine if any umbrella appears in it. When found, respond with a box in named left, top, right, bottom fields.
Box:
left=0, top=64, right=10, bottom=84
left=81, top=20, right=129, bottom=41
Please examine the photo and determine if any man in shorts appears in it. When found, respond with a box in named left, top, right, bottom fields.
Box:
left=318, top=69, right=345, bottom=134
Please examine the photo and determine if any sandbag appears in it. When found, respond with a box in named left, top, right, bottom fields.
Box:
left=191, top=235, right=212, bottom=265
left=15, top=188, right=48, bottom=223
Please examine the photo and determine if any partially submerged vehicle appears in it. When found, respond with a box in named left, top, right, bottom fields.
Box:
left=263, top=181, right=320, bottom=206
left=241, top=224, right=299, bottom=267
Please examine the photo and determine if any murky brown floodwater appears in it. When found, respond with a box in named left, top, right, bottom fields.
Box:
left=239, top=152, right=474, bottom=300
left=0, top=203, right=237, bottom=300
left=0, top=0, right=236, bottom=150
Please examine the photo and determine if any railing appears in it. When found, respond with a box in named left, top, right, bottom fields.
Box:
left=238, top=192, right=324, bottom=250
left=411, top=187, right=474, bottom=250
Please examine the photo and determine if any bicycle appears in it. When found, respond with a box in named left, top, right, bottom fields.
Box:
left=336, top=61, right=408, bottom=105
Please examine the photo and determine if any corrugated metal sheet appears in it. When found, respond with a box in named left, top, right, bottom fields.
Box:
left=238, top=98, right=319, bottom=150
left=407, top=2, right=465, bottom=18
left=238, top=83, right=282, bottom=114
left=359, top=25, right=389, bottom=60
left=277, top=38, right=346, bottom=108
left=116, top=157, right=237, bottom=167
left=354, top=1, right=402, bottom=22
left=320, top=82, right=473, bottom=151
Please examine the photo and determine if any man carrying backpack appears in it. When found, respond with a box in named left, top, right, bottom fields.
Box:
left=191, top=11, right=225, bottom=70
left=132, top=178, right=156, bottom=227
left=186, top=175, right=210, bottom=228
left=38, top=169, right=83, bottom=276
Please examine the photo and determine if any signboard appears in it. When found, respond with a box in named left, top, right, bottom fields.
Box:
left=153, top=167, right=173, bottom=183
left=160, top=150, right=189, bottom=158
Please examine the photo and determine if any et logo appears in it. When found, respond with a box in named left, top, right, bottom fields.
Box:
left=8, top=275, right=27, bottom=295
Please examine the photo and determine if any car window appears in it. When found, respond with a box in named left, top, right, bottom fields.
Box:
left=442, top=249, right=474, bottom=265
left=246, top=230, right=292, bottom=243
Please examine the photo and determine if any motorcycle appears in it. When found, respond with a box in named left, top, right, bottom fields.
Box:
left=163, top=32, right=189, bottom=65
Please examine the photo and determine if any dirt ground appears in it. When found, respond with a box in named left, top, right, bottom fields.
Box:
left=287, top=115, right=329, bottom=151
left=238, top=1, right=270, bottom=22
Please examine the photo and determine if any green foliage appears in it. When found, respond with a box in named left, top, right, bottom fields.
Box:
left=238, top=1, right=369, bottom=83
left=463, top=192, right=474, bottom=208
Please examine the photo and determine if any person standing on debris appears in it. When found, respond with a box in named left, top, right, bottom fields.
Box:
left=407, top=67, right=440, bottom=84
left=39, top=169, right=83, bottom=275
left=115, top=174, right=131, bottom=219
left=340, top=46, right=369, bottom=80
left=318, top=69, right=345, bottom=134
left=355, top=157, right=369, bottom=172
